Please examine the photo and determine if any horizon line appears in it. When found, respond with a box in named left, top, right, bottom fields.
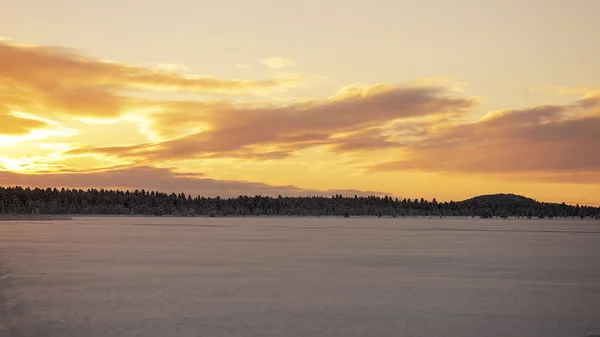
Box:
left=1, top=185, right=598, bottom=208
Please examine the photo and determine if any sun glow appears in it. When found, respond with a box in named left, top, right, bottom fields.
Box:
left=11, top=111, right=61, bottom=125
left=0, top=127, right=79, bottom=147
left=0, top=157, right=32, bottom=171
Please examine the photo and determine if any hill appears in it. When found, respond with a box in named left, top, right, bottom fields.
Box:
left=0, top=187, right=598, bottom=219
left=458, top=193, right=591, bottom=219
left=461, top=193, right=538, bottom=205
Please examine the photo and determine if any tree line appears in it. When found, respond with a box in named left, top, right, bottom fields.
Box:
left=0, top=187, right=599, bottom=219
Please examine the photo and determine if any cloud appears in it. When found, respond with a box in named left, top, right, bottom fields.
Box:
left=328, top=128, right=397, bottom=152
left=369, top=95, right=600, bottom=179
left=0, top=166, right=386, bottom=197
left=0, top=108, right=49, bottom=135
left=528, top=85, right=600, bottom=97
left=4, top=37, right=598, bottom=190
left=152, top=63, right=192, bottom=73
left=508, top=171, right=600, bottom=184
left=68, top=83, right=475, bottom=161
left=0, top=40, right=305, bottom=121
left=262, top=57, right=297, bottom=69
left=0, top=108, right=76, bottom=145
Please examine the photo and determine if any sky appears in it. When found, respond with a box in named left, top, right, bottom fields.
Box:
left=1, top=0, right=599, bottom=205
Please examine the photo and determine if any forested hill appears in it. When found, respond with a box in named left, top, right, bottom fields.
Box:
left=0, top=187, right=598, bottom=219
left=463, top=193, right=539, bottom=205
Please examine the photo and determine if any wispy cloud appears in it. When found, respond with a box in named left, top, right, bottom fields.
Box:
left=0, top=107, right=77, bottom=145
left=262, top=57, right=297, bottom=69
left=0, top=108, right=49, bottom=135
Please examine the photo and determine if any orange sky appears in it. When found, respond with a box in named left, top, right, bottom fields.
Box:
left=1, top=1, right=599, bottom=205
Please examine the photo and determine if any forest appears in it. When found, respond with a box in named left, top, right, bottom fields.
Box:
left=1, top=186, right=598, bottom=219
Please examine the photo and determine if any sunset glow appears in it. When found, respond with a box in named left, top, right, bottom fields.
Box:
left=1, top=0, right=599, bottom=205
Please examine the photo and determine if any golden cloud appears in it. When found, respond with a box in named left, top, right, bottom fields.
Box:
left=0, top=108, right=49, bottom=135
left=328, top=128, right=397, bottom=152
left=68, top=84, right=475, bottom=160
left=369, top=96, right=600, bottom=178
left=0, top=41, right=306, bottom=123
left=3, top=38, right=599, bottom=188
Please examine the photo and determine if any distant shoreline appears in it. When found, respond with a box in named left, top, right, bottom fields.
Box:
left=1, top=214, right=598, bottom=221
left=0, top=214, right=72, bottom=221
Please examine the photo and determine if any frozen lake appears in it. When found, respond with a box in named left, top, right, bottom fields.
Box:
left=1, top=217, right=599, bottom=337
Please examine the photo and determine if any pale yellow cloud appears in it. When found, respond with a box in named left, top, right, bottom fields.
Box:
left=262, top=57, right=297, bottom=69
left=529, top=86, right=600, bottom=97
left=151, top=63, right=192, bottom=73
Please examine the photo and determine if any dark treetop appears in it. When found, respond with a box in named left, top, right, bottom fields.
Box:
left=0, top=187, right=598, bottom=219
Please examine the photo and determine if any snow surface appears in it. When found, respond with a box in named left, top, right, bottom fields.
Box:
left=1, top=217, right=599, bottom=337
